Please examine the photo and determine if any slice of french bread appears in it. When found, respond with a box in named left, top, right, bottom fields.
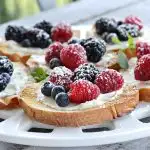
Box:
left=19, top=83, right=139, bottom=127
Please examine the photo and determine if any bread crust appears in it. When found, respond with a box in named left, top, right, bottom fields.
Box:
left=19, top=84, right=139, bottom=127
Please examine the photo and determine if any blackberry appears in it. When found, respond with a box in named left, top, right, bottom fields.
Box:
left=116, top=27, right=128, bottom=41
left=55, top=92, right=69, bottom=107
left=101, top=32, right=109, bottom=41
left=68, top=38, right=81, bottom=44
left=73, top=63, right=100, bottom=82
left=26, top=28, right=52, bottom=48
left=80, top=38, right=106, bottom=62
left=0, top=73, right=11, bottom=92
left=119, top=24, right=140, bottom=37
left=34, top=20, right=53, bottom=36
left=20, top=39, right=31, bottom=47
left=106, top=19, right=117, bottom=32
left=95, top=17, right=110, bottom=35
left=49, top=58, right=62, bottom=69
left=5, top=25, right=27, bottom=43
left=106, top=33, right=118, bottom=44
left=0, top=56, right=13, bottom=76
left=117, top=21, right=124, bottom=26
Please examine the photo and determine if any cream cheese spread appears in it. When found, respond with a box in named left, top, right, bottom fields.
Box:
left=0, top=63, right=28, bottom=97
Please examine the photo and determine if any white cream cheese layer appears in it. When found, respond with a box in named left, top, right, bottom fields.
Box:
left=36, top=87, right=124, bottom=111
left=0, top=63, right=28, bottom=97
left=120, top=57, right=150, bottom=88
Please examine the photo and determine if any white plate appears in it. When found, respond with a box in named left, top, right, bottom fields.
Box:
left=0, top=26, right=150, bottom=147
left=0, top=102, right=150, bottom=147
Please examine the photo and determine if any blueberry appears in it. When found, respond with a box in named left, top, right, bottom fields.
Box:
left=49, top=58, right=62, bottom=69
left=68, top=38, right=81, bottom=44
left=20, top=39, right=31, bottom=47
left=41, top=81, right=55, bottom=96
left=0, top=73, right=10, bottom=92
left=55, top=92, right=69, bottom=107
left=51, top=85, right=65, bottom=99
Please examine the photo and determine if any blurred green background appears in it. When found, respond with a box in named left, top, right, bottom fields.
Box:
left=0, top=0, right=73, bottom=24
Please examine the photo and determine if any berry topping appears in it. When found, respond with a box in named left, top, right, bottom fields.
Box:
left=118, top=24, right=140, bottom=38
left=55, top=92, right=69, bottom=107
left=68, top=38, right=81, bottom=44
left=51, top=22, right=73, bottom=43
left=26, top=28, right=52, bottom=48
left=136, top=42, right=150, bottom=59
left=116, top=27, right=128, bottom=41
left=0, top=56, right=13, bottom=76
left=73, top=63, right=99, bottom=82
left=0, top=73, right=11, bottom=92
left=41, top=81, right=55, bottom=97
left=49, top=66, right=73, bottom=90
left=51, top=85, right=65, bottom=99
left=34, top=20, right=53, bottom=36
left=124, top=15, right=143, bottom=30
left=106, top=19, right=117, bottom=33
left=49, top=58, right=62, bottom=69
left=45, top=42, right=63, bottom=63
left=95, top=17, right=110, bottom=35
left=95, top=69, right=124, bottom=93
left=60, top=44, right=87, bottom=70
left=68, top=79, right=100, bottom=104
left=5, top=25, right=27, bottom=43
left=20, top=39, right=32, bottom=47
left=105, top=33, right=118, bottom=44
left=134, top=54, right=150, bottom=81
left=80, top=38, right=106, bottom=63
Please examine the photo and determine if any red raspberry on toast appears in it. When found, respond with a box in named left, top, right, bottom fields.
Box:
left=60, top=44, right=87, bottom=70
left=136, top=41, right=150, bottom=59
left=95, top=69, right=124, bottom=93
left=134, top=54, right=150, bottom=81
left=68, top=79, right=100, bottom=104
left=49, top=66, right=73, bottom=90
left=51, top=22, right=73, bottom=43
left=124, top=15, right=143, bottom=30
left=45, top=42, right=63, bottom=63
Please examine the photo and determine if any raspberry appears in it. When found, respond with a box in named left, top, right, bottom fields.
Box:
left=68, top=79, right=100, bottom=104
left=45, top=42, right=63, bottom=63
left=49, top=66, right=73, bottom=90
left=124, top=15, right=143, bottom=30
left=51, top=22, right=73, bottom=43
left=136, top=42, right=150, bottom=59
left=60, top=44, right=87, bottom=70
left=95, top=69, right=124, bottom=93
left=134, top=54, right=150, bottom=81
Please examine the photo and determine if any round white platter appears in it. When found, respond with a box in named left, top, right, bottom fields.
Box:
left=0, top=25, right=150, bottom=147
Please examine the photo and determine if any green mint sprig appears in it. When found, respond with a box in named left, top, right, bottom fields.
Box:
left=112, top=36, right=129, bottom=69
left=31, top=67, right=48, bottom=82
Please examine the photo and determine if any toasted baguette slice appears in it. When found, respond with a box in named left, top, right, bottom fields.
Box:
left=19, top=84, right=139, bottom=127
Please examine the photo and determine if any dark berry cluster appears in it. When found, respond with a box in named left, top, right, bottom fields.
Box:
left=41, top=81, right=69, bottom=107
left=0, top=56, right=14, bottom=92
left=5, top=21, right=73, bottom=48
left=95, top=16, right=142, bottom=44
left=73, top=63, right=99, bottom=82
left=80, top=38, right=106, bottom=63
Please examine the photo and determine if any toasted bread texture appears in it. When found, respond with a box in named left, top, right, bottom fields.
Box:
left=19, top=84, right=139, bottom=127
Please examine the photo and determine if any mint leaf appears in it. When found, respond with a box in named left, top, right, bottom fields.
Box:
left=128, top=34, right=135, bottom=50
left=112, top=37, right=121, bottom=44
left=118, top=51, right=129, bottom=69
left=31, top=67, right=48, bottom=82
